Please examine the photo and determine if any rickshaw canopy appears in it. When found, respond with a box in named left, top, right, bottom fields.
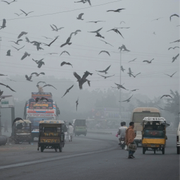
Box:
left=39, top=120, right=64, bottom=125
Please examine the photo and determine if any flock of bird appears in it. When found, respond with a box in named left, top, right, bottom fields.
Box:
left=0, top=0, right=179, bottom=111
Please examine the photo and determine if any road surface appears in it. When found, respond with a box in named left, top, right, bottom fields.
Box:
left=0, top=132, right=179, bottom=180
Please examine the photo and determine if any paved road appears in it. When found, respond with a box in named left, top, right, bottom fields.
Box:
left=0, top=132, right=179, bottom=180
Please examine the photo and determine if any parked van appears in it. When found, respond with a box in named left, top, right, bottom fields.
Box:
left=73, top=119, right=87, bottom=136
left=177, top=122, right=180, bottom=154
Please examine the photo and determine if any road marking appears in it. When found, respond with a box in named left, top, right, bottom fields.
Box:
left=0, top=147, right=115, bottom=170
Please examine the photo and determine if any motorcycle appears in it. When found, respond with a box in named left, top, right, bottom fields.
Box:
left=119, top=137, right=126, bottom=149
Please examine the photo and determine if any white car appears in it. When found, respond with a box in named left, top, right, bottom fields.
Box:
left=177, top=122, right=180, bottom=154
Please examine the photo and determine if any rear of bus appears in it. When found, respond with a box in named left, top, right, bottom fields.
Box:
left=132, top=107, right=161, bottom=146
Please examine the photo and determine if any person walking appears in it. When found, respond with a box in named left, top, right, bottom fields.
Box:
left=125, top=122, right=136, bottom=159
left=68, top=123, right=74, bottom=142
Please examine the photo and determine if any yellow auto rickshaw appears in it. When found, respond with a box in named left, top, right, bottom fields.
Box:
left=37, top=120, right=65, bottom=152
left=142, top=117, right=167, bottom=155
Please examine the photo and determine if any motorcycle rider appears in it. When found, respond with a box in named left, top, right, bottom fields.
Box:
left=117, top=122, right=127, bottom=145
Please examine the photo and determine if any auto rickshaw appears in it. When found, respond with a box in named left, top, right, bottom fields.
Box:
left=142, top=117, right=167, bottom=155
left=37, top=120, right=65, bottom=152
left=12, top=118, right=31, bottom=144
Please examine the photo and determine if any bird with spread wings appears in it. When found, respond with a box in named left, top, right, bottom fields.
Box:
left=96, top=65, right=111, bottom=74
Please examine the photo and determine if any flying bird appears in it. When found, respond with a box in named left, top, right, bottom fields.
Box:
left=121, top=66, right=125, bottom=72
left=61, top=61, right=73, bottom=67
left=12, top=45, right=25, bottom=51
left=6, top=50, right=11, bottom=56
left=18, top=31, right=28, bottom=39
left=20, top=9, right=34, bottom=16
left=73, top=71, right=93, bottom=89
left=170, top=39, right=180, bottom=43
left=99, top=39, right=113, bottom=47
left=32, top=58, right=45, bottom=68
left=37, top=81, right=46, bottom=86
left=88, top=27, right=104, bottom=39
left=96, top=65, right=111, bottom=74
left=172, top=54, right=179, bottom=63
left=61, top=85, right=74, bottom=98
left=120, top=21, right=126, bottom=24
left=132, top=72, right=141, bottom=78
left=60, top=33, right=73, bottom=47
left=165, top=71, right=177, bottom=77
left=128, top=58, right=137, bottom=63
left=71, top=29, right=81, bottom=36
left=98, top=74, right=115, bottom=79
left=0, top=90, right=3, bottom=96
left=60, top=51, right=70, bottom=56
left=25, top=75, right=33, bottom=82
left=107, top=8, right=125, bottom=12
left=0, top=19, right=6, bottom=29
left=50, top=24, right=64, bottom=31
left=99, top=50, right=110, bottom=56
left=127, top=68, right=133, bottom=77
left=44, top=36, right=59, bottom=47
left=107, top=28, right=124, bottom=38
left=143, top=58, right=154, bottom=63
left=43, top=84, right=57, bottom=90
left=0, top=73, right=7, bottom=76
left=120, top=95, right=133, bottom=102
left=168, top=46, right=179, bottom=50
left=74, top=0, right=91, bottom=6
left=115, top=83, right=128, bottom=90
left=21, top=52, right=30, bottom=60
left=2, top=0, right=16, bottom=4
left=10, top=39, right=23, bottom=45
left=14, top=12, right=23, bottom=16
left=170, top=14, right=179, bottom=21
left=76, top=98, right=79, bottom=111
left=31, top=72, right=45, bottom=76
left=77, top=13, right=84, bottom=20
left=87, top=20, right=105, bottom=23
left=0, top=82, right=16, bottom=92
left=160, top=94, right=173, bottom=99
left=119, top=44, right=130, bottom=52
left=131, top=89, right=139, bottom=92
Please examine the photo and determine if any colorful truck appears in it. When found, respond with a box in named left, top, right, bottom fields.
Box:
left=24, top=92, right=60, bottom=141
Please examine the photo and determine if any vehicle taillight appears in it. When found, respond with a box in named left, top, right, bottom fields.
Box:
left=177, top=136, right=179, bottom=142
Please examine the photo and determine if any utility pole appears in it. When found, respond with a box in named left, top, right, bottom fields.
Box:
left=119, top=50, right=122, bottom=121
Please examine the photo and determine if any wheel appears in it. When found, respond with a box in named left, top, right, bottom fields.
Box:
left=55, top=148, right=57, bottom=152
left=162, top=148, right=165, bottom=154
left=143, top=147, right=146, bottom=154
left=28, top=141, right=31, bottom=144
left=40, top=146, right=44, bottom=152
left=177, top=147, right=180, bottom=154
left=136, top=142, right=139, bottom=147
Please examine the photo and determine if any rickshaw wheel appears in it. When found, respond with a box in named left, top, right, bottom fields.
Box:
left=162, top=148, right=165, bottom=154
left=142, top=147, right=146, bottom=154
left=40, top=146, right=44, bottom=152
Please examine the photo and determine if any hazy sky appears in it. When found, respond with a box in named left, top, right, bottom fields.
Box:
left=0, top=0, right=179, bottom=99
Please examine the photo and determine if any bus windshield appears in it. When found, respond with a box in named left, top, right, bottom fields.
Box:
left=133, top=112, right=160, bottom=123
